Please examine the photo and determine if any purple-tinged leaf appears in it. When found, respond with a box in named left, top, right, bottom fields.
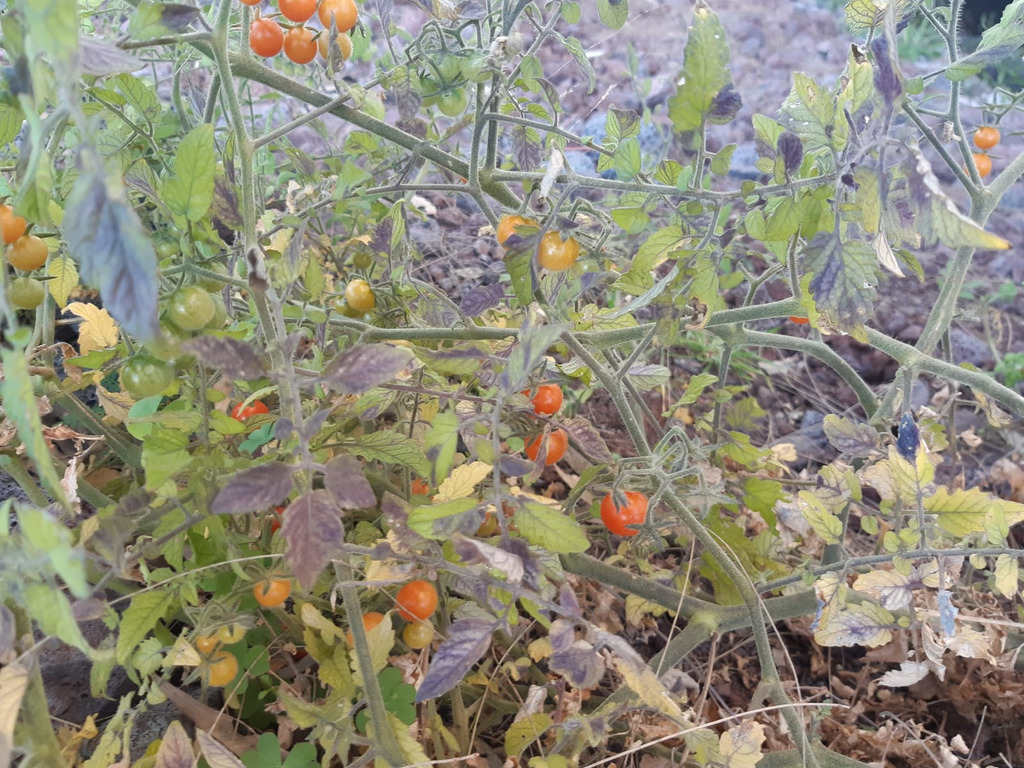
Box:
left=870, top=36, right=902, bottom=110
left=896, top=412, right=919, bottom=461
left=708, top=83, right=742, bottom=125
left=323, top=454, right=376, bottom=509
left=822, top=414, right=881, bottom=458
left=805, top=231, right=877, bottom=337
left=776, top=131, right=804, bottom=175
left=416, top=619, right=496, bottom=702
left=212, top=174, right=243, bottom=229
left=78, top=39, right=143, bottom=76
left=548, top=619, right=576, bottom=653
left=549, top=642, right=606, bottom=690
left=282, top=490, right=342, bottom=591
left=562, top=417, right=612, bottom=464
left=129, top=2, right=202, bottom=38
left=320, top=344, right=413, bottom=394
left=182, top=336, right=267, bottom=381
left=452, top=536, right=525, bottom=583
left=369, top=218, right=393, bottom=256
left=274, top=419, right=295, bottom=441
left=211, top=462, right=294, bottom=515
left=65, top=162, right=160, bottom=343
left=498, top=455, right=536, bottom=478
left=559, top=582, right=582, bottom=618
left=460, top=283, right=505, bottom=317
left=154, top=721, right=194, bottom=768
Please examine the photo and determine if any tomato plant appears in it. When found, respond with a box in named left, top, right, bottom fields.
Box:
left=8, top=277, right=45, bottom=310
left=250, top=17, right=285, bottom=57
left=279, top=0, right=316, bottom=22
left=972, top=152, right=992, bottom=178
left=195, top=634, right=220, bottom=655
left=0, top=205, right=27, bottom=244
left=231, top=400, right=270, bottom=421
left=973, top=126, right=1000, bottom=150
left=317, top=0, right=358, bottom=32
left=346, top=611, right=385, bottom=646
left=166, top=286, right=215, bottom=331
left=7, top=235, right=47, bottom=271
left=318, top=31, right=353, bottom=60
left=254, top=578, right=292, bottom=607
left=206, top=652, right=239, bottom=687
left=496, top=214, right=538, bottom=245
left=524, top=428, right=568, bottom=465
left=217, top=623, right=247, bottom=645
left=600, top=491, right=649, bottom=537
left=395, top=580, right=438, bottom=621
left=402, top=621, right=433, bottom=650
left=284, top=27, right=318, bottom=64
left=120, top=354, right=174, bottom=399
left=537, top=231, right=580, bottom=271
left=523, top=383, right=563, bottom=415
left=345, top=278, right=375, bottom=312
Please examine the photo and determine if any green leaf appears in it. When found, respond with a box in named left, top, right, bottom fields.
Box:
left=0, top=344, right=67, bottom=508
left=556, top=34, right=595, bottom=93
left=625, top=364, right=670, bottom=391
left=596, top=0, right=628, bottom=29
left=796, top=491, right=842, bottom=544
left=112, top=73, right=161, bottom=122
left=505, top=245, right=535, bottom=307
left=613, top=137, right=641, bottom=180
left=926, top=486, right=1024, bottom=537
left=407, top=498, right=478, bottom=540
left=422, top=410, right=458, bottom=485
left=946, top=0, right=1024, bottom=81
left=514, top=501, right=589, bottom=553
left=350, top=430, right=428, bottom=474
left=610, top=206, right=649, bottom=234
left=804, top=232, right=877, bottom=340
left=22, top=583, right=92, bottom=654
left=506, top=714, right=553, bottom=757
left=23, top=0, right=78, bottom=71
left=675, top=372, right=718, bottom=406
left=668, top=5, right=732, bottom=132
left=0, top=104, right=24, bottom=146
left=780, top=72, right=843, bottom=151
left=18, top=506, right=88, bottom=597
left=742, top=477, right=786, bottom=525
left=710, top=144, right=736, bottom=176
left=613, top=225, right=689, bottom=295
left=116, top=589, right=174, bottom=665
left=46, top=256, right=79, bottom=309
left=163, top=124, right=215, bottom=222
left=141, top=426, right=193, bottom=489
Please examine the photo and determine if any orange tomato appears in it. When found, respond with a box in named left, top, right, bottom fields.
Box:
left=524, top=428, right=568, bottom=465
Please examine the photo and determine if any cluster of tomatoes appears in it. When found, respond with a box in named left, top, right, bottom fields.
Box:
left=497, top=214, right=581, bottom=272
left=244, top=0, right=357, bottom=64
left=971, top=125, right=1000, bottom=179
left=194, top=622, right=248, bottom=686
left=349, top=580, right=439, bottom=651
left=2, top=204, right=50, bottom=311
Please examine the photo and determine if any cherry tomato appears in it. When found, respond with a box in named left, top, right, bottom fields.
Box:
left=250, top=17, right=285, bottom=57
left=318, top=0, right=358, bottom=32
left=972, top=152, right=992, bottom=179
left=0, top=205, right=27, bottom=244
left=600, top=490, right=648, bottom=537
left=318, top=31, right=353, bottom=61
left=523, top=383, right=563, bottom=415
left=284, top=27, right=318, bottom=64
left=279, top=0, right=316, bottom=22
left=345, top=278, right=375, bottom=312
left=537, top=231, right=580, bottom=271
left=269, top=505, right=285, bottom=533
left=497, top=214, right=538, bottom=245
left=231, top=400, right=270, bottom=421
left=8, top=277, right=45, bottom=310
left=411, top=478, right=430, bottom=495
left=788, top=316, right=809, bottom=324
left=437, top=88, right=468, bottom=117
left=205, top=295, right=228, bottom=330
left=254, top=578, right=292, bottom=607
left=197, top=261, right=229, bottom=291
left=167, top=286, right=216, bottom=331
left=121, top=354, right=174, bottom=399
left=216, top=623, right=247, bottom=644
left=346, top=610, right=385, bottom=646
left=206, top=651, right=239, bottom=686
left=238, top=0, right=261, bottom=5
left=7, top=235, right=48, bottom=271
left=973, top=126, right=1000, bottom=150
left=395, top=580, right=438, bottom=621
left=524, top=428, right=568, bottom=465
left=195, top=634, right=220, bottom=655
left=402, top=621, right=434, bottom=650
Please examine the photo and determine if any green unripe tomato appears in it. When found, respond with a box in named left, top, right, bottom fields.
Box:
left=167, top=286, right=215, bottom=331
left=156, top=240, right=178, bottom=260
left=437, top=54, right=462, bottom=83
left=437, top=88, right=468, bottom=117
left=205, top=294, right=228, bottom=330
left=460, top=53, right=491, bottom=83
left=197, top=261, right=230, bottom=292
left=121, top=354, right=174, bottom=399
left=147, top=323, right=191, bottom=363
left=9, top=276, right=46, bottom=309
left=352, top=250, right=373, bottom=270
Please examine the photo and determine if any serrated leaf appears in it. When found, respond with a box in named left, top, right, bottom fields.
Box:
left=349, top=430, right=428, bottom=474
left=796, top=490, right=842, bottom=544
left=423, top=410, right=458, bottom=485
left=67, top=302, right=119, bottom=354
left=323, top=454, right=376, bottom=509
left=626, top=363, right=670, bottom=391
left=154, top=720, right=194, bottom=768
left=211, top=462, right=294, bottom=515
left=46, top=256, right=79, bottom=308
left=282, top=491, right=343, bottom=591
left=557, top=34, right=595, bottom=93
left=117, top=590, right=173, bottom=665
left=321, top=344, right=412, bottom=394
left=549, top=642, right=606, bottom=689
left=719, top=721, right=765, bottom=768
left=852, top=569, right=913, bottom=610
left=515, top=501, right=589, bottom=553
left=506, top=714, right=553, bottom=757
left=129, top=1, right=202, bottom=38
left=416, top=619, right=496, bottom=702
left=182, top=336, right=267, bottom=381
left=993, top=554, right=1018, bottom=599
left=435, top=461, right=493, bottom=503
left=452, top=538, right=526, bottom=583
left=822, top=414, right=880, bottom=457
left=596, top=0, right=628, bottom=29
left=164, top=125, right=215, bottom=222
left=407, top=498, right=478, bottom=540
left=65, top=163, right=160, bottom=343
left=926, top=486, right=1024, bottom=537
left=814, top=602, right=894, bottom=648
left=946, top=0, right=1024, bottom=80
left=562, top=417, right=612, bottom=464
left=668, top=6, right=732, bottom=132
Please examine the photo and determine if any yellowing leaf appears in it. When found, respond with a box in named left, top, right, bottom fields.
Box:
left=926, top=486, right=1011, bottom=537
left=46, top=256, right=79, bottom=308
left=299, top=602, right=346, bottom=644
left=796, top=491, right=842, bottom=544
left=168, top=635, right=202, bottom=667
left=814, top=602, right=894, bottom=648
left=434, top=461, right=493, bottom=503
left=611, top=655, right=686, bottom=722
left=67, top=302, right=119, bottom=354
left=719, top=721, right=766, bottom=768
left=0, top=662, right=30, bottom=768
left=994, top=554, right=1018, bottom=599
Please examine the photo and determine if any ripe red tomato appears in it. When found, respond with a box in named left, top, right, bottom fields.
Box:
left=788, top=316, right=809, bottom=324
left=250, top=17, right=285, bottom=57
left=346, top=611, right=385, bottom=646
left=524, top=428, right=568, bottom=465
left=284, top=27, right=318, bottom=63
left=496, top=214, right=538, bottom=245
left=395, top=580, right=438, bottom=621
left=231, top=400, right=270, bottom=421
left=7, top=235, right=48, bottom=271
left=206, top=651, right=239, bottom=686
left=279, top=0, right=317, bottom=22
left=537, top=231, right=580, bottom=271
left=972, top=152, right=992, bottom=178
left=973, top=126, right=1000, bottom=150
left=402, top=621, right=434, bottom=649
left=523, top=383, right=563, bottom=415
left=254, top=578, right=292, bottom=607
left=600, top=491, right=648, bottom=537
left=0, top=205, right=27, bottom=244
left=318, top=0, right=358, bottom=32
